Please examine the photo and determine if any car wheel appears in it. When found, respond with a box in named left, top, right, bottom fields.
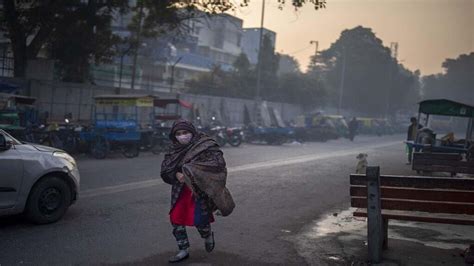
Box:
left=91, top=136, right=109, bottom=159
left=25, top=177, right=72, bottom=224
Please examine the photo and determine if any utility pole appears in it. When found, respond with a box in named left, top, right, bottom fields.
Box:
left=130, top=0, right=144, bottom=90
left=254, top=0, right=266, bottom=126
left=387, top=42, right=398, bottom=118
left=337, top=46, right=346, bottom=115
left=255, top=0, right=266, bottom=101
left=310, top=40, right=319, bottom=111
left=310, top=40, right=319, bottom=63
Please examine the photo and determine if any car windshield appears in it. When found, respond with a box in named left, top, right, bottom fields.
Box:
left=0, top=129, right=22, bottom=145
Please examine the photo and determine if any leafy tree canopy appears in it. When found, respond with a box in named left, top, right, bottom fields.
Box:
left=1, top=0, right=326, bottom=79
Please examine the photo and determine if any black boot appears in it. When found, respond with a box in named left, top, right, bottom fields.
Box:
left=205, top=232, right=215, bottom=253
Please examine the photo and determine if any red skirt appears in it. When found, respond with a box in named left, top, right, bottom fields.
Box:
left=170, top=185, right=214, bottom=226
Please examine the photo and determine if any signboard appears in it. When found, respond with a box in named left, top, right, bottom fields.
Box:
left=96, top=97, right=154, bottom=107
left=136, top=98, right=154, bottom=107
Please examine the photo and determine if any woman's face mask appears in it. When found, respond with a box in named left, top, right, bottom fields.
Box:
left=175, top=132, right=193, bottom=145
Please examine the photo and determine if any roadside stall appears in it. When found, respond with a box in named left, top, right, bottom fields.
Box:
left=408, top=99, right=474, bottom=175
left=0, top=93, right=37, bottom=140
left=79, top=95, right=155, bottom=159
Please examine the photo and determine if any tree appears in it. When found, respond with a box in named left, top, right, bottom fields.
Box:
left=277, top=54, right=300, bottom=75
left=187, top=51, right=326, bottom=107
left=1, top=0, right=128, bottom=79
left=422, top=52, right=474, bottom=104
left=276, top=72, right=326, bottom=107
left=259, top=34, right=280, bottom=98
left=316, top=26, right=419, bottom=116
left=47, top=1, right=124, bottom=82
left=233, top=53, right=251, bottom=75
left=1, top=0, right=326, bottom=78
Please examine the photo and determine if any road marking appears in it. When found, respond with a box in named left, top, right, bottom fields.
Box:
left=81, top=179, right=160, bottom=198
left=81, top=140, right=400, bottom=198
left=228, top=141, right=399, bottom=173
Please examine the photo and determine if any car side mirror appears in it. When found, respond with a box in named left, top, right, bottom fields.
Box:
left=0, top=135, right=12, bottom=151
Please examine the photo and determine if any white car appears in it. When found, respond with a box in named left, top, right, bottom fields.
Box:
left=0, top=129, right=80, bottom=224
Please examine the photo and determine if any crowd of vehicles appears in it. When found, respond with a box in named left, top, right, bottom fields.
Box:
left=0, top=91, right=407, bottom=159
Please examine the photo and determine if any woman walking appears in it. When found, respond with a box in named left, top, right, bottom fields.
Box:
left=161, top=119, right=235, bottom=263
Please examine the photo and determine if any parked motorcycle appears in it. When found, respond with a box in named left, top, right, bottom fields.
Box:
left=151, top=127, right=172, bottom=155
left=225, top=127, right=243, bottom=147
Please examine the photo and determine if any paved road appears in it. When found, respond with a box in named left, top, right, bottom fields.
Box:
left=0, top=135, right=410, bottom=265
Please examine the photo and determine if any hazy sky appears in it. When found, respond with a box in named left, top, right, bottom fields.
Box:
left=230, top=0, right=474, bottom=75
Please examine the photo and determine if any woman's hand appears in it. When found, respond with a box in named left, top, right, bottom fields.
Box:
left=176, top=172, right=185, bottom=183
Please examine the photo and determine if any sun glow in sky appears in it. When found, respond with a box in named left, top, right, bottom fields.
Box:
left=230, top=0, right=474, bottom=75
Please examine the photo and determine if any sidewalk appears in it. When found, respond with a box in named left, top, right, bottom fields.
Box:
left=290, top=208, right=473, bottom=265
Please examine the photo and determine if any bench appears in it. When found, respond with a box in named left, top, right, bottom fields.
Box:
left=350, top=166, right=474, bottom=263
left=413, top=152, right=474, bottom=176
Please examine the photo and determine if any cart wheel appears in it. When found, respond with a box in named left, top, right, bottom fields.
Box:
left=140, top=133, right=154, bottom=152
left=91, top=136, right=109, bottom=159
left=216, top=135, right=226, bottom=147
left=123, top=143, right=139, bottom=158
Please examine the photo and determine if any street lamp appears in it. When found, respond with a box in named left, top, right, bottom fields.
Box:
left=337, top=46, right=346, bottom=115
left=310, top=40, right=319, bottom=61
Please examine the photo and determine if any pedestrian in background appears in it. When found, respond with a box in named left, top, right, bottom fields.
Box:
left=161, top=119, right=235, bottom=263
left=348, top=117, right=359, bottom=141
left=406, top=117, right=422, bottom=164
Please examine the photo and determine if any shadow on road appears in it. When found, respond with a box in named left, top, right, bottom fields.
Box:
left=107, top=250, right=277, bottom=266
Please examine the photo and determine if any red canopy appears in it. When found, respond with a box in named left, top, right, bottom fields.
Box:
left=179, top=99, right=192, bottom=109
left=154, top=99, right=192, bottom=109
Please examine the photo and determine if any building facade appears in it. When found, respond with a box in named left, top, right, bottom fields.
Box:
left=241, top=28, right=277, bottom=65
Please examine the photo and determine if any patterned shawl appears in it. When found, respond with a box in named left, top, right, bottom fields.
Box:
left=160, top=120, right=235, bottom=217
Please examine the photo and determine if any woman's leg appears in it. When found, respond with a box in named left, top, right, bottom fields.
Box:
left=172, top=224, right=190, bottom=250
left=196, top=223, right=211, bottom=239
left=197, top=223, right=214, bottom=252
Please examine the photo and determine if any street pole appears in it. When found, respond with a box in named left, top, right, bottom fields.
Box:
left=255, top=0, right=266, bottom=101
left=310, top=40, right=319, bottom=63
left=337, top=46, right=346, bottom=115
left=130, top=1, right=144, bottom=90
left=387, top=42, right=398, bottom=119
left=118, top=54, right=124, bottom=88
left=310, top=40, right=319, bottom=111
left=254, top=0, right=266, bottom=126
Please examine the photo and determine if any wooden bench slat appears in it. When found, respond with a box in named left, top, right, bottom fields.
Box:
left=353, top=208, right=474, bottom=226
left=350, top=186, right=474, bottom=203
left=350, top=174, right=474, bottom=190
left=413, top=153, right=462, bottom=161
left=412, top=165, right=474, bottom=174
left=351, top=197, right=474, bottom=215
left=413, top=158, right=474, bottom=167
